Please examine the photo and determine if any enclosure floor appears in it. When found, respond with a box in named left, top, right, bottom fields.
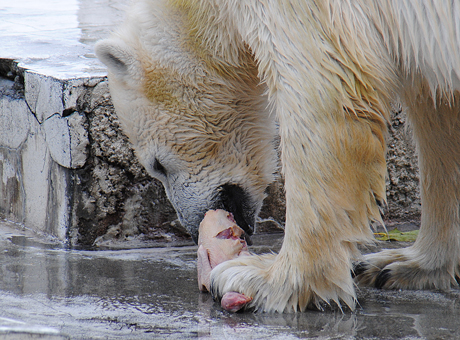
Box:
left=0, top=219, right=458, bottom=340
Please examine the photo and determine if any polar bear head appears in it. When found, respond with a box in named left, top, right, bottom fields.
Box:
left=95, top=1, right=277, bottom=242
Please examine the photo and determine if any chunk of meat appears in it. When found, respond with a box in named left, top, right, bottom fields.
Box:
left=198, top=209, right=249, bottom=271
left=197, top=209, right=249, bottom=292
left=197, top=209, right=252, bottom=312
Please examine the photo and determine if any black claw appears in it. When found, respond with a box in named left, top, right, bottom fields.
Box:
left=375, top=269, right=391, bottom=289
left=352, top=262, right=368, bottom=278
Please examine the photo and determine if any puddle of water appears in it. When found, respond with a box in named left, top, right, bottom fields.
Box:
left=0, top=220, right=459, bottom=339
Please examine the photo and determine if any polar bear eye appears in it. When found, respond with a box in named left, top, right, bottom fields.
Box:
left=153, top=158, right=167, bottom=176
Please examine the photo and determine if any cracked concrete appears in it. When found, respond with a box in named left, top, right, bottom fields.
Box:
left=0, top=1, right=182, bottom=247
left=0, top=69, right=183, bottom=247
left=0, top=70, right=96, bottom=242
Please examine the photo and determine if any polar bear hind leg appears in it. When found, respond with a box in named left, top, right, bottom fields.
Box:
left=355, top=80, right=460, bottom=290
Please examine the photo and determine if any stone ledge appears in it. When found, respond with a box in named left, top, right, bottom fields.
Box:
left=0, top=60, right=184, bottom=246
left=0, top=63, right=102, bottom=242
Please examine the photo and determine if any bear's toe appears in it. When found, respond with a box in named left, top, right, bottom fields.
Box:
left=354, top=247, right=459, bottom=290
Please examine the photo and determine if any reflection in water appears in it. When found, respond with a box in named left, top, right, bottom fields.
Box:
left=196, top=305, right=362, bottom=339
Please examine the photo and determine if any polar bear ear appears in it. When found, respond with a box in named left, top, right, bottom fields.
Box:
left=95, top=38, right=138, bottom=80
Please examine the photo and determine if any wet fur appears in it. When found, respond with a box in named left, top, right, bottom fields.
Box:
left=96, top=0, right=460, bottom=312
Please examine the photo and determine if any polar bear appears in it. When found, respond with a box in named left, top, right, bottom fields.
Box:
left=95, top=0, right=460, bottom=312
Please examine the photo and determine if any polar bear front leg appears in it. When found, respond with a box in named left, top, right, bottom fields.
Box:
left=210, top=103, right=388, bottom=312
left=354, top=154, right=460, bottom=291
left=210, top=237, right=358, bottom=312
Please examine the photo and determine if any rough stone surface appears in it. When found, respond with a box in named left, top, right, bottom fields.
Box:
left=385, top=104, right=421, bottom=223
left=71, top=80, right=182, bottom=246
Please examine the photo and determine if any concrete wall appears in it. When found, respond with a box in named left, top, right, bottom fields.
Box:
left=0, top=59, right=421, bottom=247
left=0, top=61, right=91, bottom=242
left=0, top=61, right=179, bottom=247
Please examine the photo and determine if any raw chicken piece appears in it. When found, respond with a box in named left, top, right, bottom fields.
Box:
left=197, top=209, right=252, bottom=312
left=197, top=209, right=249, bottom=292
left=198, top=209, right=248, bottom=269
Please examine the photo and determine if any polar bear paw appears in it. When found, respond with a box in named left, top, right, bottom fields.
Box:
left=210, top=253, right=356, bottom=313
left=354, top=247, right=459, bottom=290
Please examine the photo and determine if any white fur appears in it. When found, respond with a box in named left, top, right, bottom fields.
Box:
left=96, top=0, right=460, bottom=312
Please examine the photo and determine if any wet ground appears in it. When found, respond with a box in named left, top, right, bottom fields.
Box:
left=0, top=220, right=459, bottom=339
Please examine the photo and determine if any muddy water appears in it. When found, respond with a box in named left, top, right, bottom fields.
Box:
left=0, top=220, right=459, bottom=339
